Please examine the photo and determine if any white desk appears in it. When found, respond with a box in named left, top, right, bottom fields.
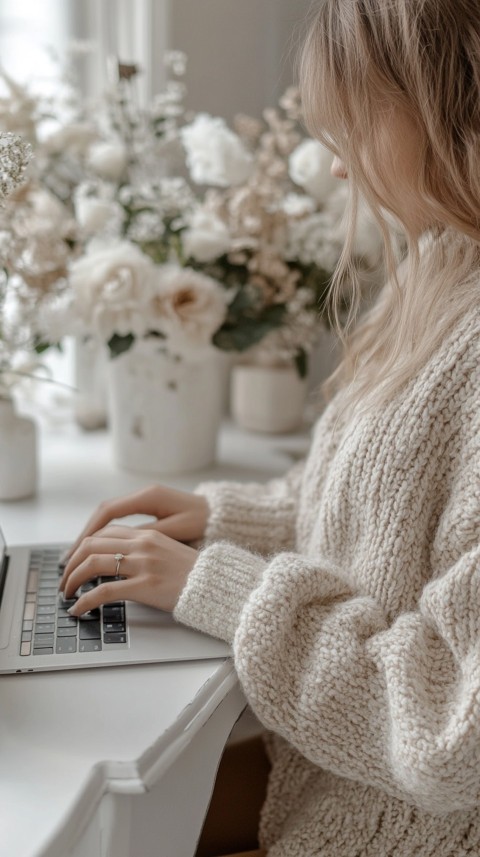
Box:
left=0, top=415, right=310, bottom=857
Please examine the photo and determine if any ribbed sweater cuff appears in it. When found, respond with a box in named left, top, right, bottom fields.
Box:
left=194, top=481, right=296, bottom=553
left=174, top=541, right=267, bottom=644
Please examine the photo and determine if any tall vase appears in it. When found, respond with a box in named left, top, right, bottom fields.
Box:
left=231, top=364, right=307, bottom=433
left=0, top=397, right=38, bottom=500
left=108, top=340, right=224, bottom=475
left=73, top=337, right=109, bottom=430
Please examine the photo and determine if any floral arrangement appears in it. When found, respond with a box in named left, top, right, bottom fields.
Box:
left=0, top=52, right=382, bottom=382
left=0, top=131, right=71, bottom=397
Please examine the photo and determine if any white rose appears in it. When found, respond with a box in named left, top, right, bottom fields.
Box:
left=181, top=114, right=253, bottom=187
left=150, top=265, right=227, bottom=355
left=87, top=141, right=129, bottom=182
left=69, top=241, right=156, bottom=342
left=289, top=139, right=338, bottom=205
left=74, top=195, right=118, bottom=235
left=182, top=208, right=231, bottom=262
left=43, top=122, right=97, bottom=156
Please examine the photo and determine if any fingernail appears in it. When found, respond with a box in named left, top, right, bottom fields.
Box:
left=59, top=551, right=70, bottom=567
left=67, top=606, right=78, bottom=617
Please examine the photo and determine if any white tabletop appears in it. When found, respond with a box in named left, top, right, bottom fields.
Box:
left=0, top=409, right=311, bottom=857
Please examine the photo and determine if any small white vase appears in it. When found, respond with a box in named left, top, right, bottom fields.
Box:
left=73, top=337, right=109, bottom=430
left=0, top=398, right=37, bottom=500
left=231, top=364, right=307, bottom=433
left=108, top=340, right=224, bottom=475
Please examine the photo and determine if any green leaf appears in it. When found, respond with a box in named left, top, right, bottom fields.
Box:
left=107, top=333, right=135, bottom=358
left=213, top=304, right=287, bottom=352
left=294, top=347, right=308, bottom=379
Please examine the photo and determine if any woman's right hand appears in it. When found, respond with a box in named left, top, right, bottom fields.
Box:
left=60, top=484, right=209, bottom=566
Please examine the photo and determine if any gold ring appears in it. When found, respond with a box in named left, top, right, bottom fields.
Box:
left=114, top=552, right=125, bottom=578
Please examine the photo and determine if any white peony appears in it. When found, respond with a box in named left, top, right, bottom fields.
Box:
left=69, top=241, right=157, bottom=342
left=182, top=207, right=231, bottom=262
left=289, top=139, right=338, bottom=205
left=87, top=141, right=129, bottom=182
left=181, top=114, right=253, bottom=187
left=150, top=265, right=227, bottom=356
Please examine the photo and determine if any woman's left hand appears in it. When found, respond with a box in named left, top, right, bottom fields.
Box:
left=58, top=525, right=197, bottom=616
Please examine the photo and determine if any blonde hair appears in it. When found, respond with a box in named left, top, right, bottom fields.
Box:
left=299, top=0, right=480, bottom=411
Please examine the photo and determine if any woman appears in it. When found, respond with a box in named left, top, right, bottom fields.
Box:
left=60, top=1, right=480, bottom=854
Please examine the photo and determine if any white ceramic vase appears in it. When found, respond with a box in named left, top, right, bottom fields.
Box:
left=231, top=364, right=307, bottom=433
left=108, top=340, right=224, bottom=475
left=73, top=337, right=109, bottom=430
left=0, top=397, right=37, bottom=500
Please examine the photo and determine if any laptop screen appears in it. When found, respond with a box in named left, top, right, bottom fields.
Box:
left=0, top=526, right=8, bottom=608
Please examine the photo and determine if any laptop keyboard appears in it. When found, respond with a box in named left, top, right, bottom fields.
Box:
left=20, top=547, right=128, bottom=656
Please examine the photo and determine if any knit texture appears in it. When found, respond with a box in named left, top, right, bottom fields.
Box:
left=174, top=306, right=480, bottom=856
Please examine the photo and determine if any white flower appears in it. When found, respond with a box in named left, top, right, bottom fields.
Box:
left=28, top=189, right=67, bottom=230
left=150, top=265, right=227, bottom=356
left=285, top=211, right=343, bottom=271
left=36, top=292, right=79, bottom=343
left=289, top=139, right=338, bottom=205
left=181, top=114, right=253, bottom=187
left=74, top=193, right=120, bottom=235
left=281, top=193, right=317, bottom=218
left=87, top=141, right=129, bottom=182
left=69, top=241, right=157, bottom=342
left=183, top=208, right=231, bottom=262
left=43, top=122, right=97, bottom=156
left=326, top=185, right=383, bottom=266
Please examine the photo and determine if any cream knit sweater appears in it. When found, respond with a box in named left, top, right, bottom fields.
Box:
left=174, top=306, right=480, bottom=857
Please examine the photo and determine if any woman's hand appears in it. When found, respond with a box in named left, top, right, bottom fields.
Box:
left=60, top=484, right=209, bottom=567
left=59, top=525, right=197, bottom=615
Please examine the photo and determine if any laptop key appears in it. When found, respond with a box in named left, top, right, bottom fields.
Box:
left=78, top=609, right=100, bottom=622
left=33, top=647, right=54, bottom=655
left=103, top=606, right=125, bottom=622
left=79, top=639, right=102, bottom=653
left=104, top=621, right=126, bottom=632
left=104, top=632, right=127, bottom=644
left=79, top=622, right=101, bottom=640
left=57, top=626, right=78, bottom=637
left=34, top=634, right=55, bottom=647
left=56, top=637, right=77, bottom=654
left=37, top=605, right=56, bottom=615
left=57, top=616, right=77, bottom=628
left=34, top=622, right=55, bottom=634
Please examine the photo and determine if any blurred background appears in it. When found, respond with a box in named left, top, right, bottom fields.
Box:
left=0, top=0, right=312, bottom=117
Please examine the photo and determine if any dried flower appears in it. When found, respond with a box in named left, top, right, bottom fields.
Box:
left=0, top=132, right=32, bottom=202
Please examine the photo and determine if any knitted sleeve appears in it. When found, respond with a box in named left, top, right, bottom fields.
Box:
left=193, top=457, right=305, bottom=555
left=175, top=421, right=480, bottom=816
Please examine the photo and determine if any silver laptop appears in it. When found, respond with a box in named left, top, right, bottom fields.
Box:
left=0, top=526, right=231, bottom=673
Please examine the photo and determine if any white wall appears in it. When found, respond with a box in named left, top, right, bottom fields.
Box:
left=169, top=0, right=313, bottom=121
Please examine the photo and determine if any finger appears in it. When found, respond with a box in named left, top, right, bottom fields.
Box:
left=60, top=525, right=157, bottom=592
left=68, top=577, right=139, bottom=617
left=135, top=512, right=198, bottom=542
left=59, top=486, right=164, bottom=564
left=58, top=536, right=132, bottom=592
left=63, top=552, right=133, bottom=600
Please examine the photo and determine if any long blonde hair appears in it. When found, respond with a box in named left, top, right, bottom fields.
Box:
left=299, top=0, right=480, bottom=411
